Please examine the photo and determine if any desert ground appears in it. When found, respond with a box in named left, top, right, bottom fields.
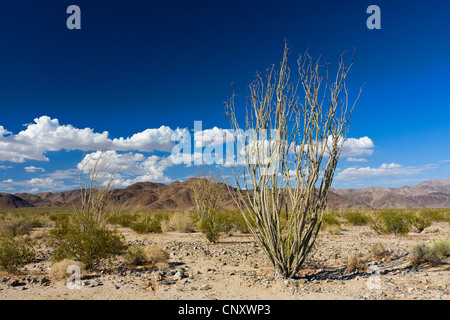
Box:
left=1, top=220, right=448, bottom=300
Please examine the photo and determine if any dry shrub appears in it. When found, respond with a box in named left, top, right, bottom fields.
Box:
left=370, top=242, right=389, bottom=260
left=50, top=259, right=86, bottom=282
left=144, top=245, right=169, bottom=269
left=431, top=239, right=450, bottom=258
left=0, top=214, right=32, bottom=237
left=124, top=245, right=147, bottom=266
left=345, top=252, right=367, bottom=272
left=323, top=224, right=342, bottom=235
left=161, top=212, right=196, bottom=233
left=409, top=244, right=441, bottom=266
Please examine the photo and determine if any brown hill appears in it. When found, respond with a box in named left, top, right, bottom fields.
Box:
left=0, top=193, right=34, bottom=209
left=333, top=179, right=450, bottom=209
left=10, top=179, right=368, bottom=211
left=5, top=179, right=450, bottom=211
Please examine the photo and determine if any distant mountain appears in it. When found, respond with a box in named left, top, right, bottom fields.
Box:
left=332, top=179, right=450, bottom=209
left=2, top=179, right=450, bottom=211
left=0, top=193, right=34, bottom=209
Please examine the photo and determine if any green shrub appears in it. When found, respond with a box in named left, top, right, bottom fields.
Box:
left=409, top=244, right=441, bottom=266
left=0, top=214, right=32, bottom=237
left=371, top=210, right=413, bottom=235
left=124, top=246, right=147, bottom=266
left=51, top=217, right=127, bottom=269
left=0, top=237, right=35, bottom=273
left=108, top=213, right=138, bottom=228
left=418, top=209, right=448, bottom=222
left=345, top=212, right=370, bottom=226
left=161, top=212, right=196, bottom=233
left=322, top=212, right=341, bottom=226
left=369, top=242, right=388, bottom=259
left=410, top=215, right=431, bottom=233
left=130, top=219, right=162, bottom=234
left=199, top=209, right=232, bottom=243
left=432, top=239, right=450, bottom=257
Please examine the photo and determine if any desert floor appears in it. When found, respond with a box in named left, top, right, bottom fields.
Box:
left=0, top=222, right=449, bottom=300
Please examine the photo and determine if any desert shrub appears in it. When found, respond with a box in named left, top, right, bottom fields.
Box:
left=229, top=211, right=252, bottom=234
left=431, top=239, right=450, bottom=257
left=123, top=246, right=147, bottom=266
left=51, top=216, right=127, bottom=269
left=409, top=244, right=441, bottom=266
left=322, top=212, right=341, bottom=226
left=369, top=242, right=388, bottom=259
left=410, top=215, right=431, bottom=233
left=198, top=209, right=233, bottom=243
left=130, top=218, right=162, bottom=234
left=0, top=214, right=32, bottom=237
left=371, top=210, right=413, bottom=235
left=161, top=212, right=196, bottom=233
left=322, top=212, right=342, bottom=234
left=144, top=245, right=170, bottom=269
left=107, top=213, right=138, bottom=228
left=0, top=237, right=35, bottom=273
left=418, top=209, right=448, bottom=222
left=345, top=252, right=366, bottom=272
left=345, top=212, right=370, bottom=226
left=49, top=259, right=86, bottom=282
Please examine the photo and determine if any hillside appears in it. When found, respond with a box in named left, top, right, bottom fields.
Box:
left=2, top=179, right=450, bottom=211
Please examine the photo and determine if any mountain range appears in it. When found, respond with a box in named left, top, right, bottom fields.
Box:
left=1, top=179, right=450, bottom=211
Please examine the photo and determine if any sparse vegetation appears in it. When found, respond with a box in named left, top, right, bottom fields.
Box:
left=123, top=245, right=147, bottom=266
left=345, top=211, right=370, bottom=226
left=143, top=245, right=170, bottom=269
left=49, top=259, right=86, bottom=282
left=198, top=209, right=233, bottom=243
left=0, top=237, right=35, bottom=273
left=50, top=216, right=127, bottom=269
left=369, top=242, right=389, bottom=260
left=0, top=214, right=32, bottom=237
left=371, top=210, right=414, bottom=235
left=191, top=169, right=230, bottom=243
left=130, top=214, right=163, bottom=233
left=409, top=243, right=441, bottom=266
left=431, top=238, right=450, bottom=258
left=345, top=252, right=366, bottom=272
left=161, top=212, right=196, bottom=233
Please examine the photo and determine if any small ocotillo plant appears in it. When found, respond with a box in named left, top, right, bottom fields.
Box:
left=225, top=41, right=362, bottom=278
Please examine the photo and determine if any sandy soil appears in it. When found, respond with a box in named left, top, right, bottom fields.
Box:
left=1, top=222, right=449, bottom=300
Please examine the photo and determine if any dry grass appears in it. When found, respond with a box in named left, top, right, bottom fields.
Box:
left=49, top=259, right=86, bottom=282
left=161, top=212, right=196, bottom=233
left=345, top=252, right=367, bottom=272
left=144, top=245, right=170, bottom=269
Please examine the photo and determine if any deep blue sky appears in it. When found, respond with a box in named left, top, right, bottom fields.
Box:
left=0, top=0, right=449, bottom=192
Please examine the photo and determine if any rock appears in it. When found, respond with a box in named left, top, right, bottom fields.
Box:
left=174, top=269, right=186, bottom=280
left=199, top=284, right=211, bottom=291
left=39, top=277, right=51, bottom=287
left=10, top=280, right=26, bottom=287
left=423, top=226, right=439, bottom=234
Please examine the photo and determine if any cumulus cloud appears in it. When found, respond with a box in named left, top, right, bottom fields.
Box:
left=0, top=116, right=188, bottom=163
left=335, top=163, right=431, bottom=181
left=346, top=157, right=369, bottom=163
left=78, top=150, right=174, bottom=187
left=24, top=166, right=45, bottom=173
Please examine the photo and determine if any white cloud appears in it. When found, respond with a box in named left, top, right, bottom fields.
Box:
left=335, top=163, right=431, bottom=181
left=341, top=137, right=374, bottom=157
left=0, top=116, right=188, bottom=163
left=24, top=166, right=45, bottom=173
left=347, top=157, right=369, bottom=163
left=78, top=150, right=174, bottom=187
left=3, top=179, right=13, bottom=183
left=0, top=165, right=12, bottom=169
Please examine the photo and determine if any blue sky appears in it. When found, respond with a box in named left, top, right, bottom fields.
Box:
left=0, top=0, right=449, bottom=193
